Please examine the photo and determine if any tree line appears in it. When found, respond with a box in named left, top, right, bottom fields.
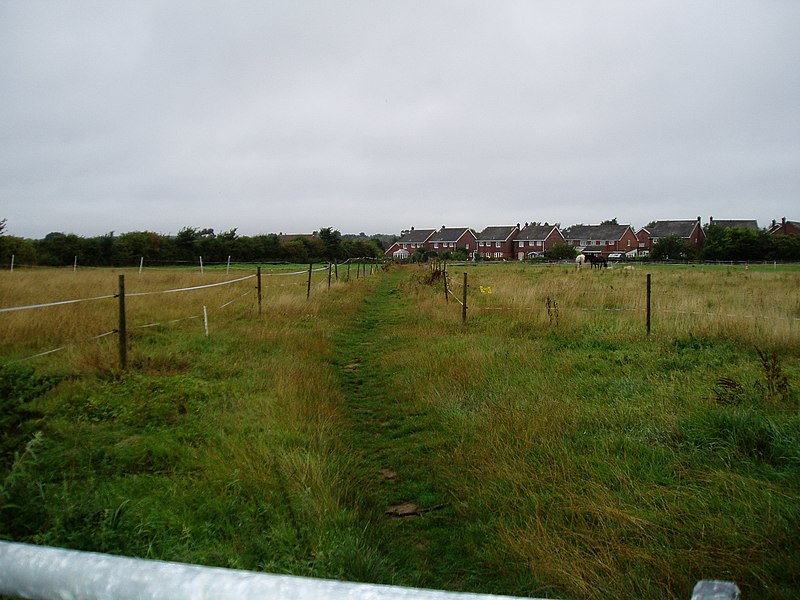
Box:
left=0, top=223, right=392, bottom=267
left=649, top=225, right=800, bottom=262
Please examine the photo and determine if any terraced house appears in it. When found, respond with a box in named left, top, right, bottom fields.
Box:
left=425, top=227, right=477, bottom=255
left=384, top=227, right=435, bottom=260
left=636, top=218, right=705, bottom=253
left=562, top=223, right=638, bottom=256
left=514, top=223, right=565, bottom=259
left=475, top=225, right=519, bottom=260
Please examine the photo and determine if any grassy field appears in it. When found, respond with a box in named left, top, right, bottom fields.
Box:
left=1, top=263, right=798, bottom=599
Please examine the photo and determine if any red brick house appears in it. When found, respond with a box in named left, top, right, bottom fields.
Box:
left=768, top=217, right=800, bottom=236
left=514, top=223, right=565, bottom=259
left=475, top=225, right=520, bottom=260
left=562, top=223, right=638, bottom=256
left=636, top=218, right=705, bottom=252
left=385, top=227, right=436, bottom=260
left=708, top=217, right=759, bottom=231
left=425, top=227, right=477, bottom=256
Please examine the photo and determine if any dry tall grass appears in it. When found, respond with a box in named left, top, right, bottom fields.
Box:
left=0, top=267, right=333, bottom=366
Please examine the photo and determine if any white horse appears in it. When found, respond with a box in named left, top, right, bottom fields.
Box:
left=575, top=254, right=586, bottom=270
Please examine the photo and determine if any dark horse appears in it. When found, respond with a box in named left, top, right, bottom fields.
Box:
left=586, top=254, right=608, bottom=269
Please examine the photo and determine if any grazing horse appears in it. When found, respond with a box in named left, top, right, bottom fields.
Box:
left=575, top=254, right=586, bottom=270
left=586, top=254, right=608, bottom=269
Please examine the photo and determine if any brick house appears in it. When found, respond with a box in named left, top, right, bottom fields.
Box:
left=475, top=225, right=520, bottom=260
left=425, top=227, right=478, bottom=256
left=768, top=217, right=800, bottom=236
left=708, top=217, right=759, bottom=231
left=384, top=227, right=435, bottom=260
left=514, top=223, right=565, bottom=259
left=562, top=223, right=638, bottom=256
left=636, top=218, right=705, bottom=252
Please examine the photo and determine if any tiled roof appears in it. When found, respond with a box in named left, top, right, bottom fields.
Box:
left=428, top=227, right=474, bottom=243
left=644, top=220, right=700, bottom=238
left=476, top=226, right=518, bottom=241
left=709, top=219, right=759, bottom=231
left=517, top=224, right=560, bottom=241
left=396, top=228, right=435, bottom=243
left=562, top=224, right=632, bottom=240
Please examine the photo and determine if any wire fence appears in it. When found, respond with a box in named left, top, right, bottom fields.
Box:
left=438, top=264, right=800, bottom=335
left=1, top=261, right=385, bottom=368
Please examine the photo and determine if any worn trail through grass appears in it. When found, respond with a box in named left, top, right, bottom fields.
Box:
left=330, top=270, right=491, bottom=592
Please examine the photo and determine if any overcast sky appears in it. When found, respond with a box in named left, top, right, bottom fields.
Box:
left=2, top=1, right=798, bottom=239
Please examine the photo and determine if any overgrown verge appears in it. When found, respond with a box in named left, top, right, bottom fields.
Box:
left=0, top=279, right=388, bottom=581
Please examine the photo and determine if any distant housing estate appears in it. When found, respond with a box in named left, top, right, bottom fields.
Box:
left=386, top=216, right=798, bottom=260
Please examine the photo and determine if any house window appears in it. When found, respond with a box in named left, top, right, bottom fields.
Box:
left=495, top=241, right=501, bottom=248
left=434, top=243, right=439, bottom=248
left=494, top=252, right=502, bottom=258
left=536, top=241, right=542, bottom=247
left=627, top=240, right=631, bottom=247
left=595, top=240, right=601, bottom=246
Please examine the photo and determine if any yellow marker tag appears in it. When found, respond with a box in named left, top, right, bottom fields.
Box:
left=480, top=286, right=492, bottom=294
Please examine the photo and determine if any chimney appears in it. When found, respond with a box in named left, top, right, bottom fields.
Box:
left=516, top=223, right=520, bottom=230
left=410, top=226, right=414, bottom=231
left=772, top=219, right=776, bottom=228
left=697, top=216, right=701, bottom=224
left=782, top=217, right=786, bottom=226
left=710, top=216, right=714, bottom=225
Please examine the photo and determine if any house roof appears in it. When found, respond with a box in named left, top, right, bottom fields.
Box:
left=476, top=226, right=518, bottom=241
left=517, top=224, right=561, bottom=241
left=428, top=227, right=475, bottom=243
left=709, top=219, right=759, bottom=231
left=768, top=219, right=800, bottom=234
left=642, top=220, right=701, bottom=238
left=396, top=228, right=435, bottom=243
left=562, top=224, right=633, bottom=240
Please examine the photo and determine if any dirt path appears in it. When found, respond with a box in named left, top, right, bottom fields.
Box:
left=330, top=269, right=473, bottom=590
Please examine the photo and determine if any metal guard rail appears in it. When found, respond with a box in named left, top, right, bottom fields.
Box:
left=0, top=541, right=739, bottom=600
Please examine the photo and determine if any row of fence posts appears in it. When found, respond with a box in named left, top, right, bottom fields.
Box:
left=116, top=260, right=379, bottom=370
left=435, top=261, right=653, bottom=333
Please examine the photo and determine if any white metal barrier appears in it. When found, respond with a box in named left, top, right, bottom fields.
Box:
left=0, top=541, right=538, bottom=600
left=0, top=541, right=739, bottom=600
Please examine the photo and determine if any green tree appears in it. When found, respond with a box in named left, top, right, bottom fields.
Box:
left=546, top=243, right=577, bottom=260
left=318, top=227, right=344, bottom=261
left=651, top=237, right=696, bottom=260
left=702, top=225, right=771, bottom=261
left=34, top=232, right=84, bottom=266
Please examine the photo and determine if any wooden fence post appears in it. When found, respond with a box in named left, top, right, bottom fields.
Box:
left=257, top=267, right=262, bottom=316
left=346, top=262, right=351, bottom=282
left=334, top=260, right=338, bottom=282
left=646, top=273, right=651, bottom=335
left=328, top=263, right=332, bottom=289
left=118, top=275, right=127, bottom=370
left=462, top=272, right=468, bottom=324
left=443, top=262, right=449, bottom=302
left=307, top=263, right=312, bottom=299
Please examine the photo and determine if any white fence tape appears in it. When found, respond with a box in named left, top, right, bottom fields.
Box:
left=0, top=294, right=117, bottom=314
left=126, top=274, right=256, bottom=297
left=5, top=330, right=118, bottom=365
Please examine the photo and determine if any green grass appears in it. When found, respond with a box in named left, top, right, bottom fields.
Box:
left=1, top=263, right=799, bottom=599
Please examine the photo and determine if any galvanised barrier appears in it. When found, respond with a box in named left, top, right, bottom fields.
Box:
left=0, top=541, right=739, bottom=600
